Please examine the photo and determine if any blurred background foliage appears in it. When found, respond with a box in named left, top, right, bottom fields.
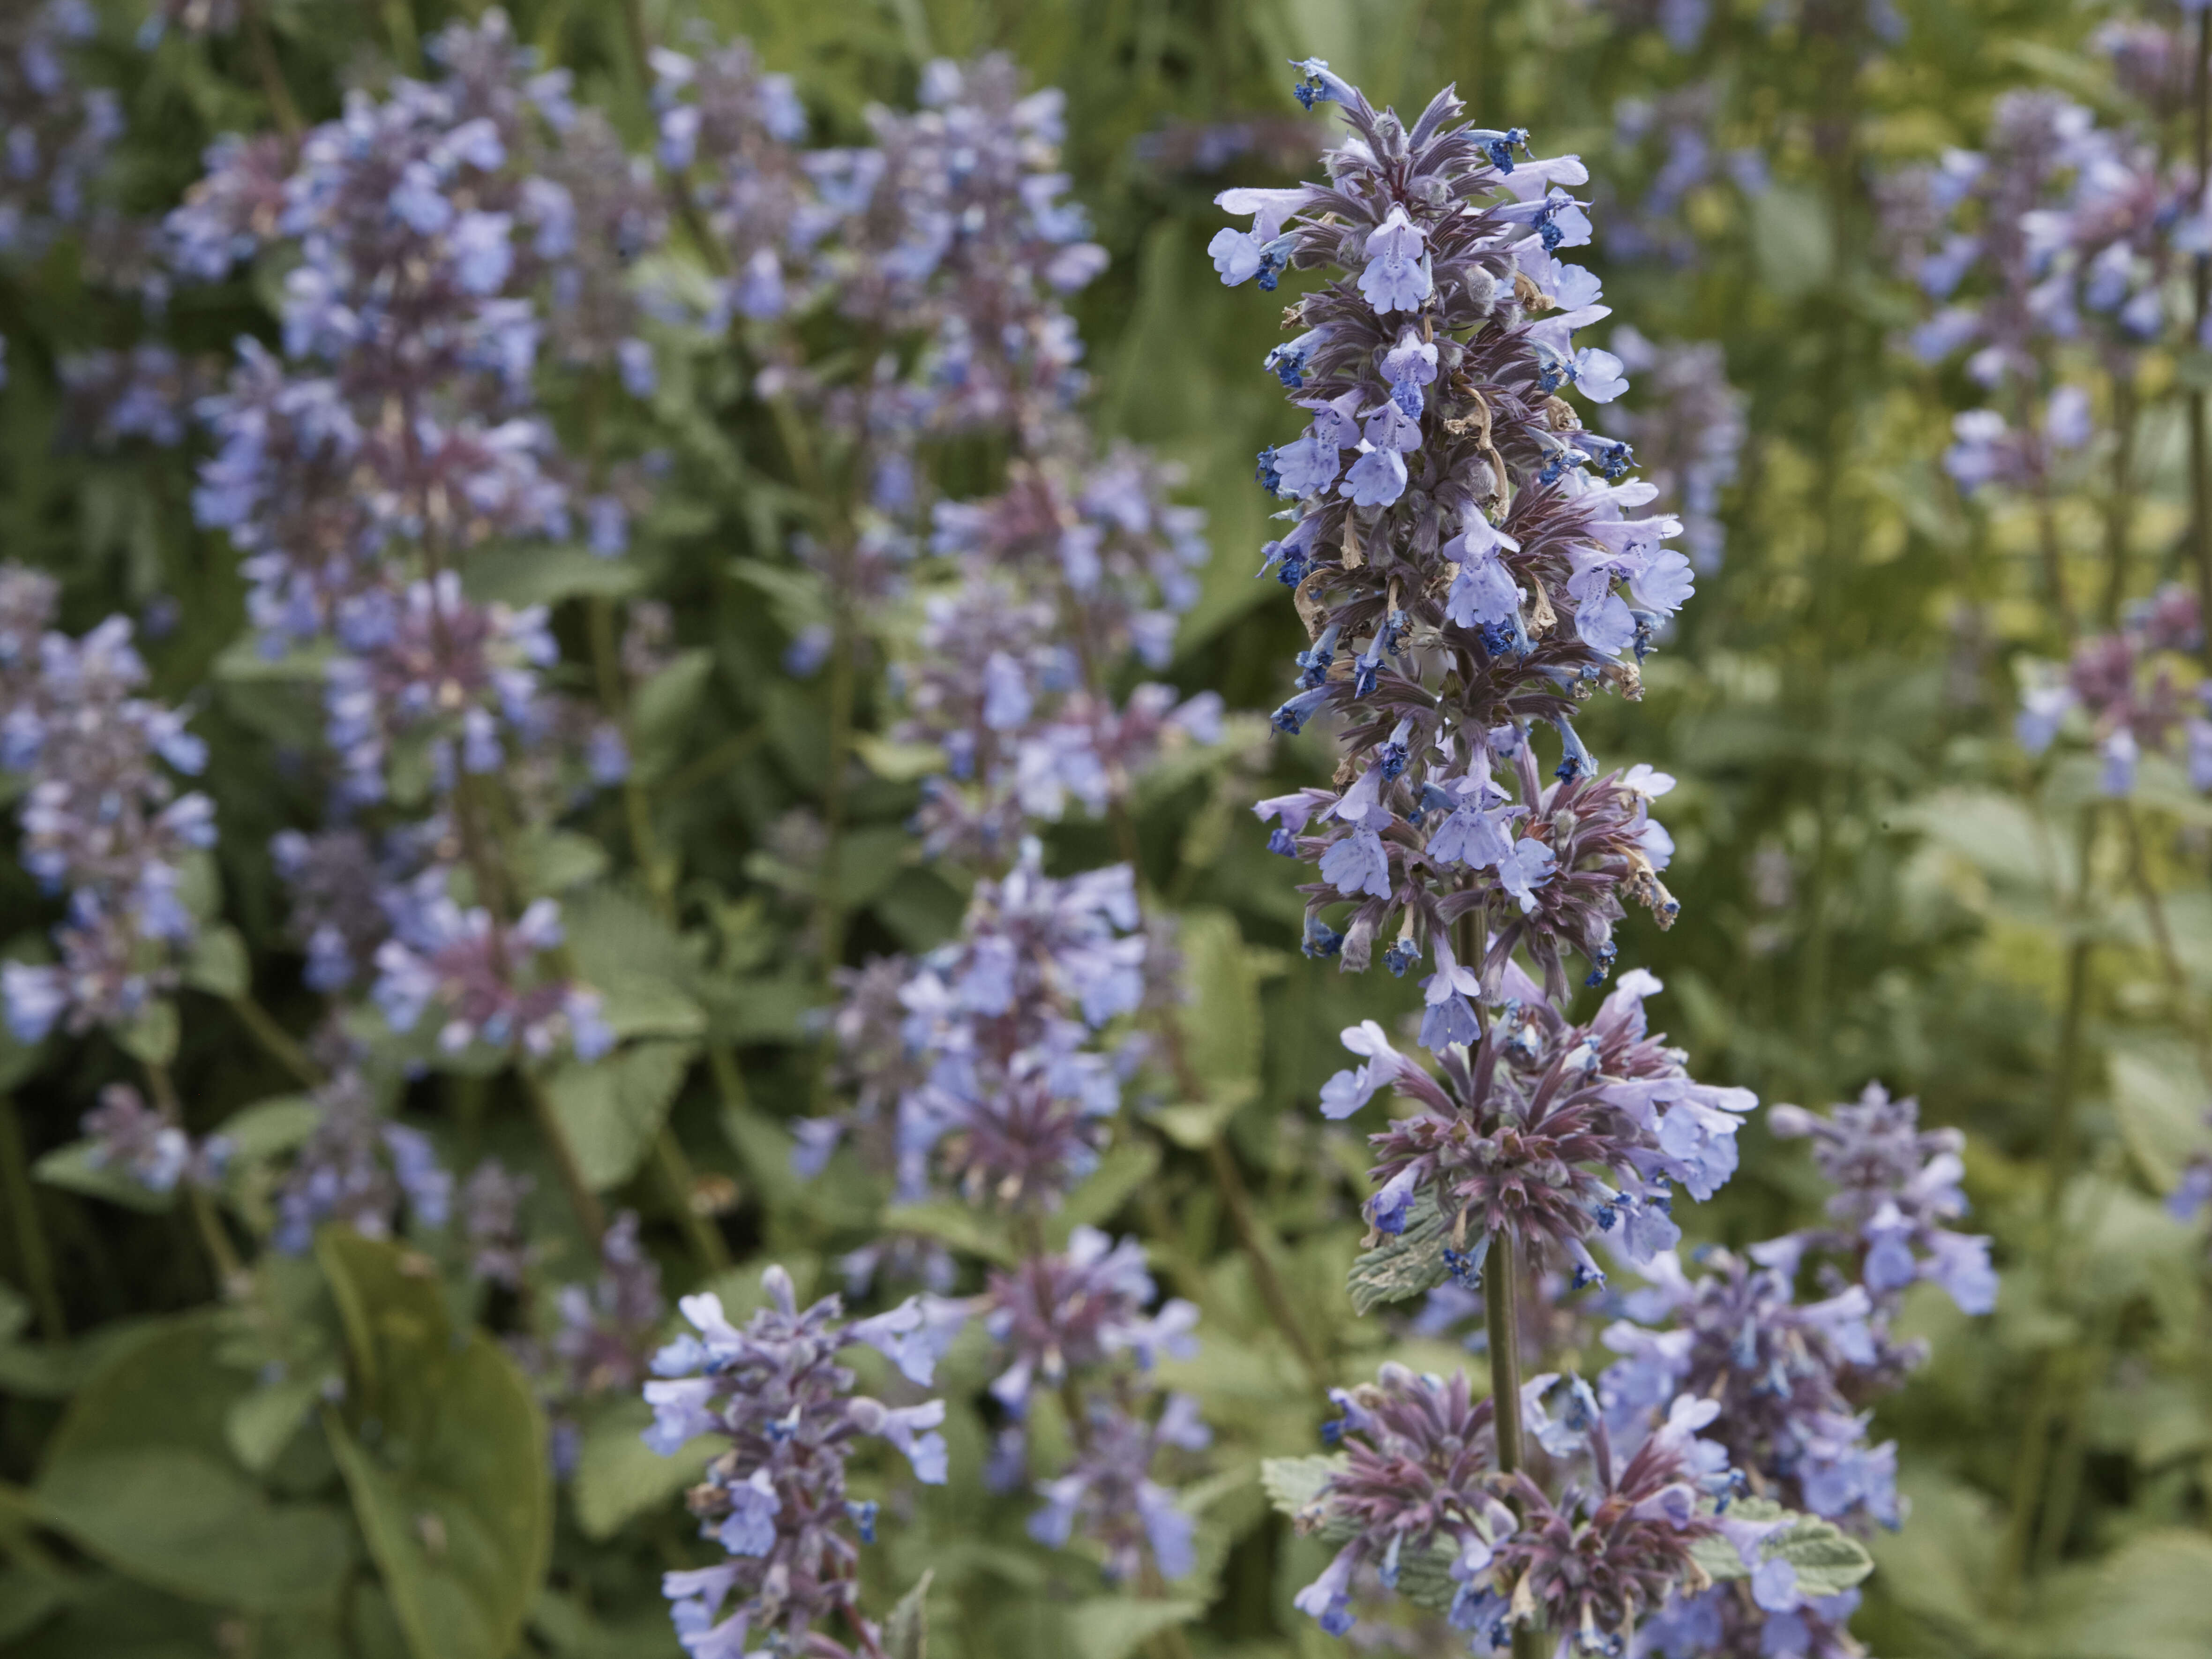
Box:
left=4, top=0, right=2212, bottom=1656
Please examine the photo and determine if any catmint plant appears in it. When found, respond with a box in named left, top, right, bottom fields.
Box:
left=1213, top=61, right=1875, bottom=1655
left=644, top=1266, right=957, bottom=1659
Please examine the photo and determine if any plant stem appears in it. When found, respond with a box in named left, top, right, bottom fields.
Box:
left=0, top=1095, right=66, bottom=1339
left=2044, top=807, right=2099, bottom=1230
left=228, top=992, right=321, bottom=1089
left=652, top=1124, right=730, bottom=1273
left=1485, top=1229, right=1545, bottom=1659
left=240, top=0, right=304, bottom=139
left=652, top=724, right=765, bottom=803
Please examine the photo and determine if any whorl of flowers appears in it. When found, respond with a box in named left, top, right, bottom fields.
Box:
left=0, top=566, right=216, bottom=1043
left=1602, top=86, right=1770, bottom=270
left=1028, top=1390, right=1212, bottom=1584
left=1317, top=966, right=1753, bottom=1289
left=818, top=54, right=1108, bottom=443
left=82, top=1081, right=231, bottom=1194
left=0, top=3, right=123, bottom=262
left=644, top=1268, right=960, bottom=1659
left=816, top=844, right=1170, bottom=1212
left=180, top=10, right=664, bottom=653
left=370, top=886, right=611, bottom=1062
left=272, top=1068, right=452, bottom=1254
left=1290, top=1363, right=1732, bottom=1652
left=1218, top=63, right=1698, bottom=1001
left=1890, top=89, right=2196, bottom=390
left=897, top=447, right=1219, bottom=862
left=2015, top=583, right=2210, bottom=796
left=1601, top=330, right=1745, bottom=571
left=1767, top=1081, right=1998, bottom=1316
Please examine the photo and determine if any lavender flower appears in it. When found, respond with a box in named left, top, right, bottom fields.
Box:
left=371, top=888, right=612, bottom=1061
left=1318, top=968, right=1751, bottom=1287
left=1029, top=1393, right=1212, bottom=1583
left=0, top=4, right=124, bottom=263
left=82, top=1081, right=229, bottom=1193
left=459, top=1157, right=534, bottom=1288
left=1768, top=1082, right=1997, bottom=1315
left=2011, top=585, right=2211, bottom=797
left=1602, top=330, right=1744, bottom=570
left=551, top=1209, right=665, bottom=1396
left=273, top=1069, right=453, bottom=1253
left=981, top=1225, right=1200, bottom=1412
left=0, top=572, right=215, bottom=1043
left=645, top=1268, right=953, bottom=1659
left=1217, top=69, right=1695, bottom=996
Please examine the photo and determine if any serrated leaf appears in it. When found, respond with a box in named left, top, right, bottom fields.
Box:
left=1068, top=1597, right=1203, bottom=1659
left=1174, top=909, right=1260, bottom=1102
left=2056, top=1528, right=2212, bottom=1659
left=1770, top=1515, right=1874, bottom=1597
left=1259, top=1455, right=1343, bottom=1518
left=543, top=1040, right=699, bottom=1190
left=630, top=651, right=715, bottom=781
left=1347, top=1193, right=1451, bottom=1314
left=884, top=1570, right=932, bottom=1659
left=33, top=1316, right=354, bottom=1613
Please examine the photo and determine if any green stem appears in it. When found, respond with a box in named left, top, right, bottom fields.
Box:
left=2043, top=808, right=2099, bottom=1232
left=240, top=0, right=304, bottom=139
left=1485, top=1230, right=1545, bottom=1659
left=228, top=992, right=321, bottom=1089
left=0, top=1095, right=66, bottom=1339
left=652, top=1125, right=730, bottom=1274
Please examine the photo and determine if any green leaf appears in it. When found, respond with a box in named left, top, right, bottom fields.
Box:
left=543, top=1040, right=699, bottom=1191
left=1053, top=1141, right=1161, bottom=1237
left=224, top=1374, right=323, bottom=1475
left=182, top=925, right=249, bottom=999
left=115, top=999, right=180, bottom=1069
left=1173, top=909, right=1260, bottom=1102
left=462, top=543, right=641, bottom=606
left=570, top=1395, right=716, bottom=1542
left=317, top=1232, right=552, bottom=1659
left=854, top=733, right=947, bottom=782
left=2056, top=1528, right=2212, bottom=1659
left=1147, top=1087, right=1251, bottom=1151
left=884, top=1570, right=933, bottom=1659
left=213, top=1096, right=322, bottom=1164
left=1259, top=1455, right=1342, bottom=1519
left=2110, top=1043, right=2212, bottom=1192
left=1067, top=1597, right=1203, bottom=1659
left=630, top=650, right=716, bottom=781
left=702, top=972, right=817, bottom=1045
left=596, top=976, right=707, bottom=1042
left=1346, top=1192, right=1452, bottom=1315
left=1687, top=1499, right=1873, bottom=1598
left=1749, top=183, right=1834, bottom=297
left=32, top=1140, right=174, bottom=1214
left=33, top=1316, right=355, bottom=1613
left=882, top=1199, right=1018, bottom=1265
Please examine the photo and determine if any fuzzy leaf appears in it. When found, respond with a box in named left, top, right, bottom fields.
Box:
left=570, top=1396, right=716, bottom=1542
left=1346, top=1193, right=1450, bottom=1314
left=1068, top=1597, right=1203, bottom=1659
left=884, top=1570, right=933, bottom=1659
left=1259, top=1455, right=1343, bottom=1519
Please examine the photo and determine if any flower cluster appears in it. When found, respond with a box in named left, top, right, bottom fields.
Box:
left=82, top=1081, right=230, bottom=1193
left=899, top=448, right=1219, bottom=861
left=1602, top=86, right=1770, bottom=269
left=1291, top=1363, right=1733, bottom=1652
left=371, top=887, right=612, bottom=1061
left=981, top=1226, right=1209, bottom=1580
left=819, top=845, right=1168, bottom=1213
left=1884, top=90, right=2194, bottom=396
left=1222, top=64, right=1696, bottom=999
left=0, top=3, right=123, bottom=263
left=1319, top=967, right=1752, bottom=1288
left=2015, top=583, right=2210, bottom=795
left=1604, top=1082, right=1997, bottom=1658
left=0, top=566, right=216, bottom=1043
left=1601, top=330, right=1745, bottom=571
left=644, top=1268, right=958, bottom=1659
left=1766, top=1082, right=1998, bottom=1315
left=272, top=1068, right=452, bottom=1254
